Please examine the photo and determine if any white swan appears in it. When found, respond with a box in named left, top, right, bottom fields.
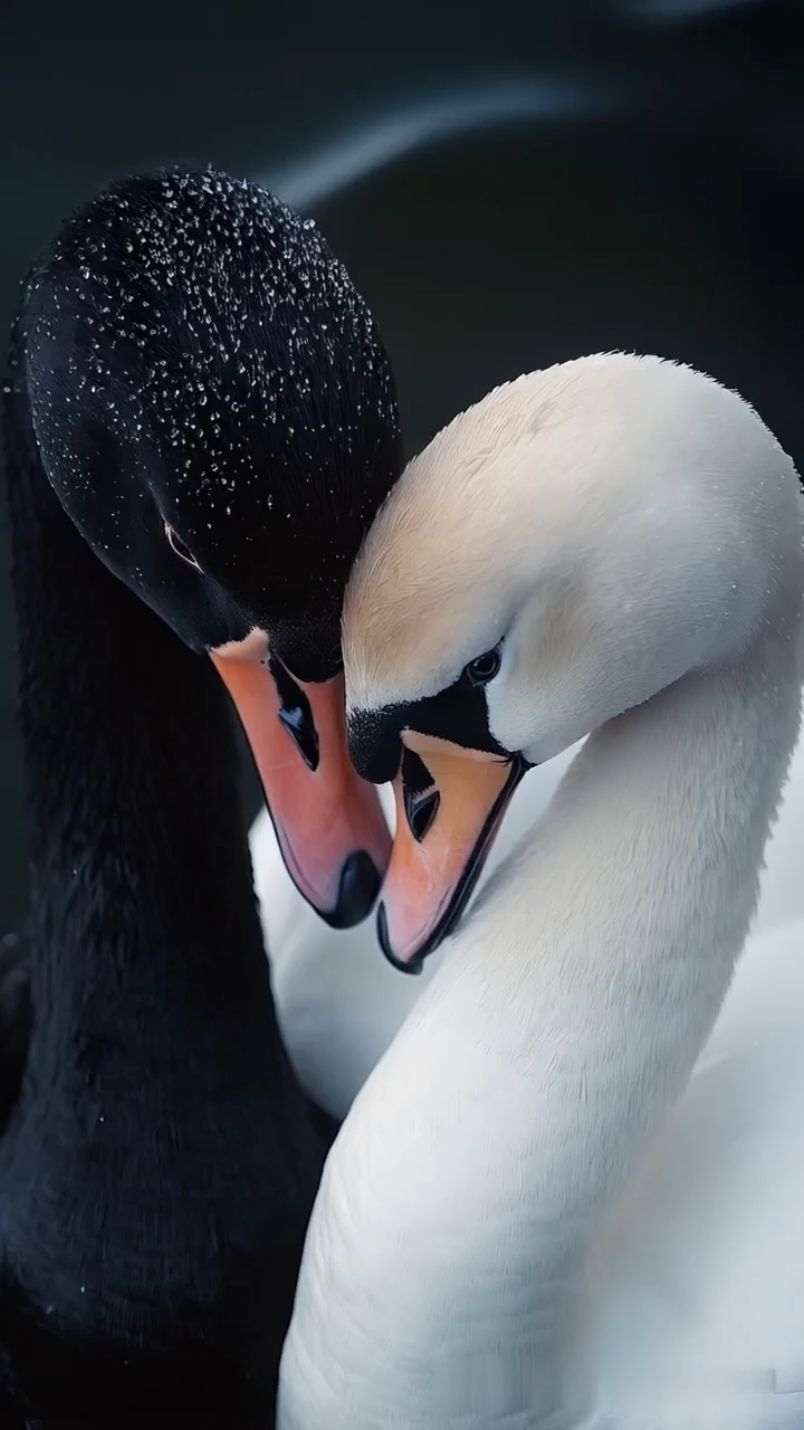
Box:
left=277, top=354, right=804, bottom=1428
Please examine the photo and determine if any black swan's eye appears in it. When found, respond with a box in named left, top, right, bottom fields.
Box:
left=164, top=522, right=201, bottom=572
left=464, top=648, right=501, bottom=686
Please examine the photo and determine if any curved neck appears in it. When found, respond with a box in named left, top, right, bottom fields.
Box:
left=291, top=617, right=802, bottom=1428
left=5, top=371, right=280, bottom=1069
left=1, top=366, right=322, bottom=1285
left=445, top=638, right=800, bottom=1412
left=1, top=332, right=328, bottom=1413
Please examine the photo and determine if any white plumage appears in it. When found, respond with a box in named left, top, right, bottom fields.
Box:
left=264, top=355, right=804, bottom=1428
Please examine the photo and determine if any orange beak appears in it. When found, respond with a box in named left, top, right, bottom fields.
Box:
left=211, top=633, right=390, bottom=927
left=377, top=733, right=527, bottom=971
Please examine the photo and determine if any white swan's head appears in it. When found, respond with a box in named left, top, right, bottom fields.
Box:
left=343, top=353, right=801, bottom=968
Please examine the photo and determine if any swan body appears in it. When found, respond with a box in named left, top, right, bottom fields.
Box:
left=278, top=354, right=804, bottom=1428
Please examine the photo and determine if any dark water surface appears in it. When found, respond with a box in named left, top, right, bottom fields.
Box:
left=1, top=0, right=802, bottom=928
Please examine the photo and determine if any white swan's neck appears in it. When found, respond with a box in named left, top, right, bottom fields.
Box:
left=279, top=621, right=802, bottom=1429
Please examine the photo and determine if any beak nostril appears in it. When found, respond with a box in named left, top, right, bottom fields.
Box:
left=406, top=786, right=440, bottom=843
left=401, top=747, right=440, bottom=842
left=270, top=655, right=320, bottom=770
left=277, top=703, right=319, bottom=771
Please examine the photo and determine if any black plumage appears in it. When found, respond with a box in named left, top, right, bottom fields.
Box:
left=0, top=170, right=400, bottom=1422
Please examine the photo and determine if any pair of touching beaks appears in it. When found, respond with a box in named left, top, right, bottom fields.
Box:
left=212, top=632, right=525, bottom=971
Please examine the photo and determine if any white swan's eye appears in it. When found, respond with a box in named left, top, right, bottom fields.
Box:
left=464, top=648, right=501, bottom=686
left=164, top=522, right=201, bottom=571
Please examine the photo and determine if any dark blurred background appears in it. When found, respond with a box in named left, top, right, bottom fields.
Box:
left=1, top=0, right=803, bottom=932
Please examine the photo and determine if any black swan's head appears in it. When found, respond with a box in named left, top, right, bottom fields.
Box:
left=17, top=168, right=402, bottom=925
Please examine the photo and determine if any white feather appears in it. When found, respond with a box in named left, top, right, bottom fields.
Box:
left=267, top=355, right=804, bottom=1428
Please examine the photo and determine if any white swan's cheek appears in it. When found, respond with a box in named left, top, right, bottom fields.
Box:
left=488, top=640, right=655, bottom=765
left=487, top=588, right=714, bottom=766
left=488, top=679, right=592, bottom=767
left=483, top=587, right=607, bottom=761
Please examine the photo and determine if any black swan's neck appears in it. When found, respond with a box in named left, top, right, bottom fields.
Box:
left=1, top=357, right=325, bottom=1415
left=6, top=370, right=280, bottom=1087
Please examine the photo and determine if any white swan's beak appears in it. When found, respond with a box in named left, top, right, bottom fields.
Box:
left=211, top=634, right=390, bottom=928
left=377, top=735, right=526, bottom=971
